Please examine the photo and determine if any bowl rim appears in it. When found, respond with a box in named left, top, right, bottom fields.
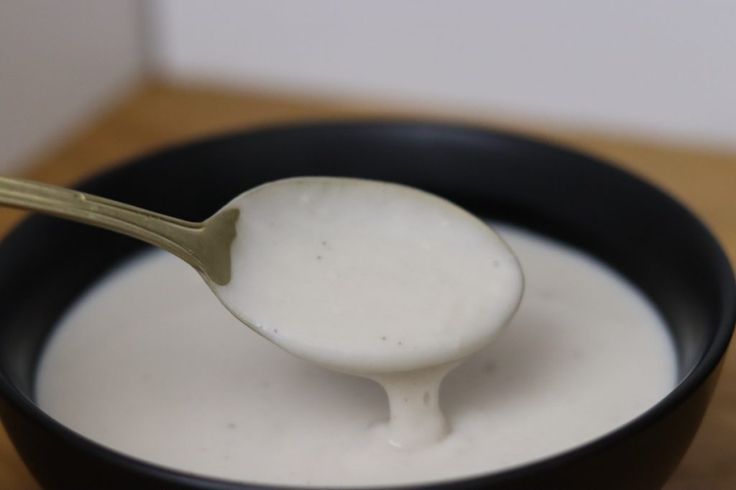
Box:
left=1, top=120, right=734, bottom=489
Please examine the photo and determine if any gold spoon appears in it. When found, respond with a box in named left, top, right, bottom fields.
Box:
left=0, top=176, right=239, bottom=285
left=0, top=175, right=524, bottom=378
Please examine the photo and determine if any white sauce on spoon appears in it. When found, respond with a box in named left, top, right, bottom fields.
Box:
left=213, top=178, right=524, bottom=446
left=37, top=224, right=676, bottom=487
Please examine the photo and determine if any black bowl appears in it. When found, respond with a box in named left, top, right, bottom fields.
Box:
left=0, top=122, right=733, bottom=490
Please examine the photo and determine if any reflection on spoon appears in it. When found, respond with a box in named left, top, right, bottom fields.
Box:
left=0, top=175, right=523, bottom=446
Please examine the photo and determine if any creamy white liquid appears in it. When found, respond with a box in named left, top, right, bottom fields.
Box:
left=216, top=178, right=523, bottom=375
left=213, top=178, right=524, bottom=446
left=37, top=224, right=677, bottom=487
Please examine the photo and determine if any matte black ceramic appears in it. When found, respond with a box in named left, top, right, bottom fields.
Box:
left=0, top=122, right=733, bottom=490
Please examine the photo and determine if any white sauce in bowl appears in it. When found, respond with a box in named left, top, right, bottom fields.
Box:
left=37, top=224, right=676, bottom=487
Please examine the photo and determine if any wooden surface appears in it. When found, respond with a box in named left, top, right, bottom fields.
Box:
left=1, top=83, right=734, bottom=489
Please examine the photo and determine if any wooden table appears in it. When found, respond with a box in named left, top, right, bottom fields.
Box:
left=1, top=83, right=734, bottom=489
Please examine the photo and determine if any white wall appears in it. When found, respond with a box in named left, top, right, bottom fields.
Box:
left=0, top=1, right=145, bottom=173
left=2, top=0, right=732, bottom=174
left=150, top=0, right=736, bottom=150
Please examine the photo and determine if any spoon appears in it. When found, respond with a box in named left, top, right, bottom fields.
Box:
left=0, top=175, right=523, bottom=377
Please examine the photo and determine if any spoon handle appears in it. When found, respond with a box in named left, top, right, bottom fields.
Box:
left=0, top=176, right=237, bottom=285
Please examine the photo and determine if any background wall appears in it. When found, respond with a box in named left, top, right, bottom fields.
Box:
left=1, top=1, right=734, bottom=175
left=0, top=1, right=145, bottom=173
left=150, top=0, right=736, bottom=151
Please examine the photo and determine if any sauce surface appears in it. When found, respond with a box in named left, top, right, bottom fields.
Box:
left=37, top=224, right=676, bottom=486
